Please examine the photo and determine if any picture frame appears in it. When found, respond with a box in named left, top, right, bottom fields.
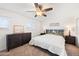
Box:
left=13, top=25, right=24, bottom=33
left=49, top=23, right=60, bottom=26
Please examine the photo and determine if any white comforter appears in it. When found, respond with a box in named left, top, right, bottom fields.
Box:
left=29, top=34, right=67, bottom=56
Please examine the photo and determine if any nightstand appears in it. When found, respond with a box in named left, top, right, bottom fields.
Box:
left=64, top=36, right=76, bottom=45
left=40, top=33, right=46, bottom=35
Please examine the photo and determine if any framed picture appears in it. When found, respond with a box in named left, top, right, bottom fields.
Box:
left=49, top=23, right=60, bottom=26
left=13, top=25, right=24, bottom=33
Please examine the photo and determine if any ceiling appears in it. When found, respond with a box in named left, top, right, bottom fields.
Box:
left=0, top=3, right=34, bottom=11
left=0, top=3, right=79, bottom=18
left=0, top=3, right=54, bottom=16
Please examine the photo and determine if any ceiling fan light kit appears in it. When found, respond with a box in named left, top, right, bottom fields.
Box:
left=36, top=11, right=42, bottom=16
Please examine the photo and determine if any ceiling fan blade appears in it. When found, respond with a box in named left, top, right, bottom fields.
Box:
left=43, top=8, right=53, bottom=12
left=39, top=5, right=43, bottom=10
left=24, top=11, right=35, bottom=12
left=24, top=9, right=36, bottom=12
left=34, top=3, right=42, bottom=10
left=43, top=14, right=47, bottom=17
left=34, top=14, right=37, bottom=17
left=34, top=3, right=39, bottom=8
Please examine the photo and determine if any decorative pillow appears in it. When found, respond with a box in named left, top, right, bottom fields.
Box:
left=46, top=29, right=64, bottom=36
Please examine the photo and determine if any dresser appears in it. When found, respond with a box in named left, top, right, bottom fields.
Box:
left=64, top=35, right=76, bottom=45
left=6, top=33, right=31, bottom=51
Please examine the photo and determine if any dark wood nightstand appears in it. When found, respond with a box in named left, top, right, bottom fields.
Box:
left=40, top=33, right=46, bottom=35
left=64, top=36, right=76, bottom=45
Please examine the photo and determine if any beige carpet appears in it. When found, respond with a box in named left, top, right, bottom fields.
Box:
left=0, top=44, right=79, bottom=56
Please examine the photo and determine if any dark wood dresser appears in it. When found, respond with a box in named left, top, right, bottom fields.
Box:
left=6, top=33, right=31, bottom=51
left=64, top=35, right=76, bottom=45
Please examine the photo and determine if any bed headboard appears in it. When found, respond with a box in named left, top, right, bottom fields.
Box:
left=46, top=29, right=64, bottom=36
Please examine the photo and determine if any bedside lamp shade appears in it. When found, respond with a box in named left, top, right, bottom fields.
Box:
left=64, top=25, right=72, bottom=36
left=67, top=26, right=71, bottom=36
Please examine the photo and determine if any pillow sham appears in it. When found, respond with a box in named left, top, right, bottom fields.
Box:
left=46, top=29, right=64, bottom=36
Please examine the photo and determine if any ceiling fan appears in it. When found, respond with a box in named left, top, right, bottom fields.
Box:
left=34, top=3, right=53, bottom=17
left=25, top=3, right=53, bottom=17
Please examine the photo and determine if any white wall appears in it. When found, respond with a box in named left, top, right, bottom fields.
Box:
left=76, top=18, right=79, bottom=47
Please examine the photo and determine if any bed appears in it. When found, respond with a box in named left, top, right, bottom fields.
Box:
left=29, top=29, right=67, bottom=56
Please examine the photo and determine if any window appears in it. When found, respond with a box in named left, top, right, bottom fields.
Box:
left=0, top=17, right=8, bottom=28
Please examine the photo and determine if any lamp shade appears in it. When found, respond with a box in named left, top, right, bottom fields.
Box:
left=64, top=25, right=72, bottom=36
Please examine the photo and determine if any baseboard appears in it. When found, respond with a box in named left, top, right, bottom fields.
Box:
left=0, top=49, right=7, bottom=52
